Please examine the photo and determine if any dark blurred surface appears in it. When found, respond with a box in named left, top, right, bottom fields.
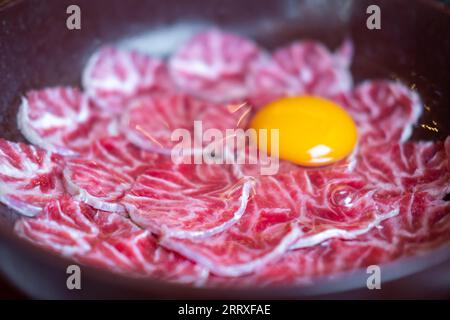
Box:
left=0, top=274, right=26, bottom=299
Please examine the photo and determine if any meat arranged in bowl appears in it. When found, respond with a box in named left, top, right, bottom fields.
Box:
left=1, top=29, right=449, bottom=287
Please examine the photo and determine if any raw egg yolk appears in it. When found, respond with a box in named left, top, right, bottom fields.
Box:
left=249, top=96, right=357, bottom=167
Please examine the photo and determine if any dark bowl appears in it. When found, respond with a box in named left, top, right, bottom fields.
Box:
left=0, top=0, right=449, bottom=299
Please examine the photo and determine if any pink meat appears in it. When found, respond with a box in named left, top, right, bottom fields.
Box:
left=120, top=94, right=198, bottom=153
left=87, top=135, right=160, bottom=178
left=208, top=238, right=393, bottom=287
left=247, top=40, right=353, bottom=108
left=161, top=168, right=397, bottom=277
left=121, top=155, right=254, bottom=238
left=120, top=93, right=252, bottom=154
left=355, top=140, right=450, bottom=198
left=208, top=191, right=450, bottom=287
left=63, top=159, right=133, bottom=213
left=0, top=139, right=64, bottom=217
left=161, top=216, right=301, bottom=278
left=14, top=196, right=99, bottom=254
left=83, top=47, right=173, bottom=113
left=192, top=101, right=254, bottom=161
left=232, top=192, right=450, bottom=286
left=335, top=80, right=422, bottom=145
left=194, top=101, right=252, bottom=134
left=17, top=87, right=110, bottom=156
left=15, top=196, right=208, bottom=284
left=169, top=29, right=264, bottom=102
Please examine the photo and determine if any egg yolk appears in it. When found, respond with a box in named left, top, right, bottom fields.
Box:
left=249, top=96, right=357, bottom=167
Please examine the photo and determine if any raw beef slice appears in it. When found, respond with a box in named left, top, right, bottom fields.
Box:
left=280, top=192, right=450, bottom=286
left=0, top=139, right=64, bottom=216
left=335, top=80, right=422, bottom=146
left=15, top=196, right=209, bottom=284
left=121, top=93, right=252, bottom=156
left=120, top=94, right=197, bottom=153
left=170, top=29, right=264, bottom=102
left=87, top=135, right=160, bottom=178
left=208, top=190, right=450, bottom=287
left=121, top=155, right=254, bottom=238
left=63, top=158, right=133, bottom=213
left=17, top=87, right=106, bottom=156
left=355, top=139, right=450, bottom=198
left=161, top=168, right=398, bottom=277
left=247, top=40, right=353, bottom=107
left=83, top=47, right=172, bottom=113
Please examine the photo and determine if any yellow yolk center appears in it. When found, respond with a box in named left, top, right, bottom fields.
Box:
left=249, top=96, right=357, bottom=167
